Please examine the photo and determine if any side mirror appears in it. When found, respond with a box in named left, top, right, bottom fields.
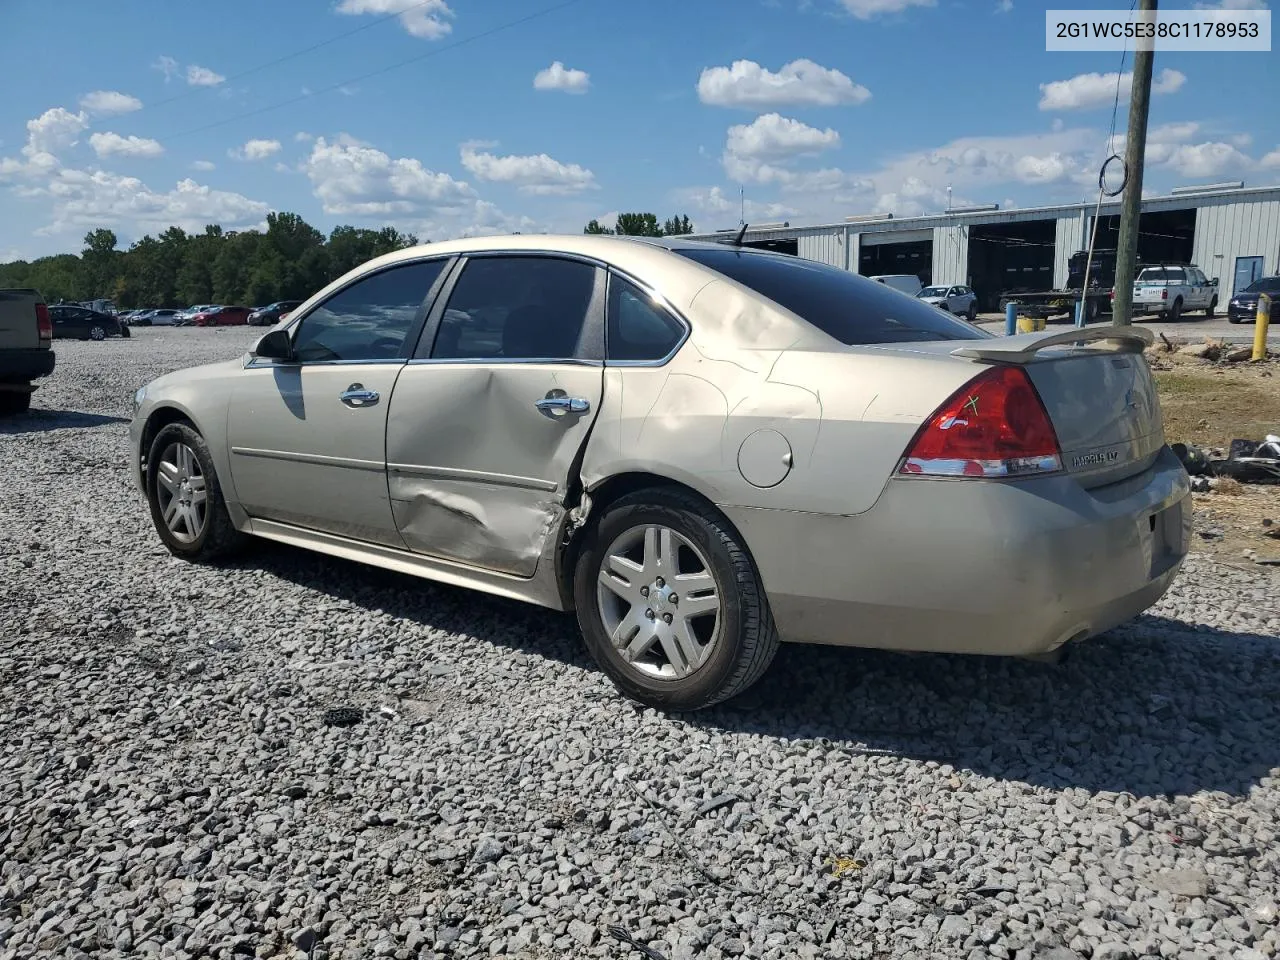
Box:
left=1210, top=277, right=1219, bottom=286
left=253, top=328, right=293, bottom=361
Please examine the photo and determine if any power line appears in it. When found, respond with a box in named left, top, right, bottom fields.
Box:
left=157, top=0, right=584, bottom=145
left=134, top=0, right=452, bottom=121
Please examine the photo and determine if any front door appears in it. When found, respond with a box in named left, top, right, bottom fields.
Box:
left=1235, top=256, right=1264, bottom=298
left=386, top=254, right=605, bottom=577
left=225, top=257, right=450, bottom=546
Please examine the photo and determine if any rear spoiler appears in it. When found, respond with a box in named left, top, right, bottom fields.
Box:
left=951, top=326, right=1153, bottom=364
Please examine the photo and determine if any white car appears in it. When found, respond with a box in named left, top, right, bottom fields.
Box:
left=918, top=284, right=978, bottom=321
left=1131, top=265, right=1218, bottom=320
left=868, top=274, right=922, bottom=296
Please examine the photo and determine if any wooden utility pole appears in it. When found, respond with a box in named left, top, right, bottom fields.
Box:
left=1111, top=0, right=1157, bottom=326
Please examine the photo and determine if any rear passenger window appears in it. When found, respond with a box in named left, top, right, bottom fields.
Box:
left=429, top=256, right=595, bottom=361
left=607, top=275, right=685, bottom=362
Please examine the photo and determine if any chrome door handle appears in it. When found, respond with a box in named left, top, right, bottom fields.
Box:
left=340, top=383, right=380, bottom=407
left=535, top=396, right=590, bottom=415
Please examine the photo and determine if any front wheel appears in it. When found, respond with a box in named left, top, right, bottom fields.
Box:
left=146, top=422, right=245, bottom=561
left=965, top=303, right=977, bottom=322
left=1205, top=298, right=1217, bottom=318
left=574, top=488, right=779, bottom=711
left=119, top=325, right=131, bottom=338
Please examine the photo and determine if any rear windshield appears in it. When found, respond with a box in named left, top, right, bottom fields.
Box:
left=677, top=248, right=985, bottom=344
left=1137, top=267, right=1185, bottom=283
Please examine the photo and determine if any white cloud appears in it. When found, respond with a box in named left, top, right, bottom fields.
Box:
left=25, top=108, right=88, bottom=159
left=838, top=0, right=935, bottom=19
left=1232, top=133, right=1254, bottom=148
left=191, top=160, right=216, bottom=171
left=230, top=138, right=282, bottom=161
left=1164, top=141, right=1253, bottom=177
left=679, top=185, right=797, bottom=224
left=459, top=142, right=597, bottom=195
left=725, top=113, right=840, bottom=164
left=697, top=59, right=870, bottom=108
left=79, top=91, right=142, bottom=116
left=336, top=0, right=453, bottom=39
left=186, top=64, right=225, bottom=87
left=154, top=56, right=179, bottom=82
left=304, top=134, right=476, bottom=216
left=533, top=61, right=590, bottom=94
left=294, top=131, right=314, bottom=143
left=89, top=132, right=164, bottom=159
left=35, top=170, right=269, bottom=237
left=1259, top=147, right=1280, bottom=169
left=1038, top=68, right=1185, bottom=111
left=995, top=0, right=1013, bottom=10
left=1194, top=0, right=1267, bottom=9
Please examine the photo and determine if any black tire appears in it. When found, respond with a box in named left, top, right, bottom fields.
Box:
left=965, top=303, right=977, bottom=322
left=573, top=487, right=779, bottom=711
left=1087, top=298, right=1100, bottom=323
left=89, top=324, right=106, bottom=341
left=119, top=325, right=131, bottom=338
left=1169, top=297, right=1182, bottom=322
left=1205, top=297, right=1216, bottom=318
left=0, top=389, right=32, bottom=416
left=146, top=422, right=245, bottom=562
left=1228, top=315, right=1242, bottom=325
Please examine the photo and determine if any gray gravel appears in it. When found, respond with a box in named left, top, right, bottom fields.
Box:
left=2, top=327, right=1279, bottom=960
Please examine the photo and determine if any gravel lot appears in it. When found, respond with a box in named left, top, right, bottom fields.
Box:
left=2, top=328, right=1279, bottom=960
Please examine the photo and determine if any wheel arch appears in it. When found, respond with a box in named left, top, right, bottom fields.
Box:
left=138, top=404, right=201, bottom=482
left=555, top=470, right=751, bottom=609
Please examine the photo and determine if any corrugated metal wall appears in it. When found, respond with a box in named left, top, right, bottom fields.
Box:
left=1192, top=198, right=1280, bottom=301
left=931, top=225, right=967, bottom=285
left=798, top=230, right=845, bottom=268
left=1054, top=213, right=1086, bottom=288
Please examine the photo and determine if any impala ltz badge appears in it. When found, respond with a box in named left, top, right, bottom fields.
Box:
left=1073, top=450, right=1121, bottom=468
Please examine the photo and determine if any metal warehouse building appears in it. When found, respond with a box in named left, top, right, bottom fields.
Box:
left=690, top=183, right=1280, bottom=311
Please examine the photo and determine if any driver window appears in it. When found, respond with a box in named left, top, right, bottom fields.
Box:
left=292, top=259, right=445, bottom=363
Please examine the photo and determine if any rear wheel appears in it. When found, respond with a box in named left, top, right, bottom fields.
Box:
left=965, top=303, right=977, bottom=322
left=1169, top=297, right=1183, bottom=322
left=146, top=423, right=244, bottom=562
left=119, top=324, right=131, bottom=338
left=574, top=488, right=779, bottom=711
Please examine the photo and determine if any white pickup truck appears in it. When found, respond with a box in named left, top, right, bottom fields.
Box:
left=0, top=288, right=55, bottom=414
left=1131, top=264, right=1219, bottom=320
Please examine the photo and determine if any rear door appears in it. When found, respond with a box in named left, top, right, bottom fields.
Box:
left=385, top=253, right=605, bottom=577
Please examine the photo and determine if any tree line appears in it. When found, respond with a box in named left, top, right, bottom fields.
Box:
left=0, top=209, right=697, bottom=309
left=0, top=213, right=419, bottom=308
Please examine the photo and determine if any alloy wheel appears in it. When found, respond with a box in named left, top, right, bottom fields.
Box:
left=596, top=523, right=723, bottom=680
left=155, top=441, right=207, bottom=543
left=90, top=325, right=106, bottom=341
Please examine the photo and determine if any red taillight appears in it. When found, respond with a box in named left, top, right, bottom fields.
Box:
left=1109, top=289, right=1115, bottom=300
left=36, top=303, right=52, bottom=340
left=899, top=365, right=1062, bottom=479
left=1161, top=289, right=1168, bottom=300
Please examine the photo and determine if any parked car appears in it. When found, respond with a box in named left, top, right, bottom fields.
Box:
left=1227, top=275, right=1280, bottom=324
left=248, top=300, right=303, bottom=326
left=174, top=304, right=217, bottom=326
left=49, top=304, right=130, bottom=340
left=192, top=306, right=251, bottom=327
left=868, top=274, right=923, bottom=296
left=130, top=235, right=1188, bottom=711
left=0, top=288, right=55, bottom=415
left=918, top=284, right=978, bottom=321
left=1130, top=264, right=1217, bottom=320
left=145, top=309, right=182, bottom=326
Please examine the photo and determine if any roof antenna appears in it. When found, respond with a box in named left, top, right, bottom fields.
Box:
left=732, top=222, right=749, bottom=247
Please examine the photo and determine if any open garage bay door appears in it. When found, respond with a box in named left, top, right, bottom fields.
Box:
left=1092, top=208, right=1196, bottom=269
left=858, top=232, right=932, bottom=284
left=967, top=219, right=1056, bottom=312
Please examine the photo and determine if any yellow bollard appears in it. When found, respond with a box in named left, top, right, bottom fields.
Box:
left=1255, top=293, right=1271, bottom=361
left=1016, top=315, right=1046, bottom=334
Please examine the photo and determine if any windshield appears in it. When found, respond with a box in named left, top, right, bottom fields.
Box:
left=1137, top=267, right=1185, bottom=283
left=677, top=248, right=986, bottom=345
left=918, top=286, right=948, bottom=297
left=1242, top=278, right=1280, bottom=294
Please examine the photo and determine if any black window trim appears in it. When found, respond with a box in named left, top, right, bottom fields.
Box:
left=408, top=250, right=608, bottom=367
left=247, top=254, right=457, bottom=368
left=604, top=268, right=691, bottom=368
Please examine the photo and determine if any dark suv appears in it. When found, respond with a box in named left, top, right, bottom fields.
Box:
left=1228, top=276, right=1280, bottom=324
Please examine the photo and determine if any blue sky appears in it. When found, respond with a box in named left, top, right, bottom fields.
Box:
left=1, top=0, right=1275, bottom=260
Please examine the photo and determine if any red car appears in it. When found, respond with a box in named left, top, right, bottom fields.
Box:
left=192, top=306, right=252, bottom=327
